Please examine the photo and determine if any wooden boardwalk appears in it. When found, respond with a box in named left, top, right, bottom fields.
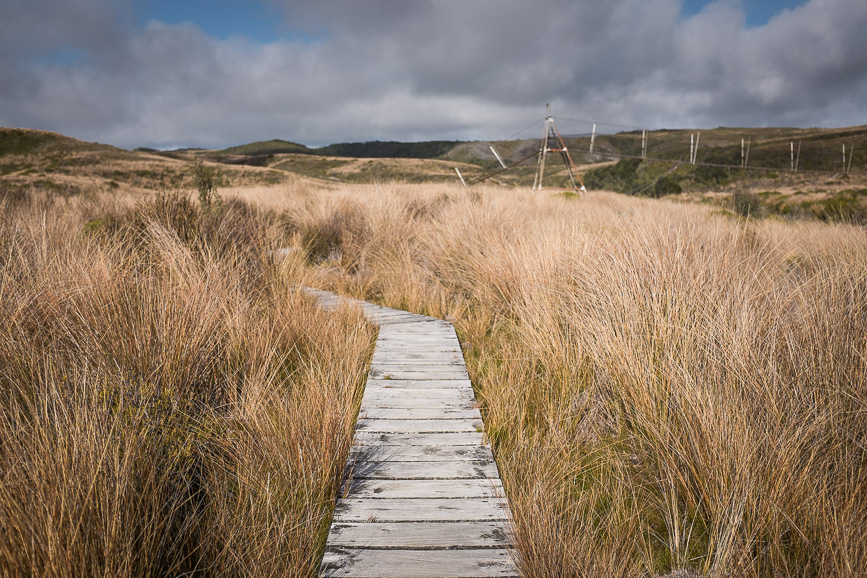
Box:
left=304, top=289, right=517, bottom=577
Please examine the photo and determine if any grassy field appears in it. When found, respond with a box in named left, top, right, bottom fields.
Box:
left=251, top=181, right=865, bottom=577
left=2, top=129, right=866, bottom=576
left=0, top=187, right=375, bottom=576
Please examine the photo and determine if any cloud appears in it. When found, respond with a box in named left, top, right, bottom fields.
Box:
left=0, top=0, right=865, bottom=149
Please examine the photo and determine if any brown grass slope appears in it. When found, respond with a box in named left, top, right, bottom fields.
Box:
left=0, top=128, right=292, bottom=197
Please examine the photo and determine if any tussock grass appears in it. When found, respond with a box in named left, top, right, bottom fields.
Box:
left=269, top=182, right=867, bottom=577
left=0, top=190, right=375, bottom=576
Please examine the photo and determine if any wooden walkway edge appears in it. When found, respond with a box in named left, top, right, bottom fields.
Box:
left=303, top=288, right=517, bottom=577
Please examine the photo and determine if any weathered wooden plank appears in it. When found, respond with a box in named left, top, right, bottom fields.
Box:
left=321, top=548, right=517, bottom=577
left=370, top=356, right=465, bottom=366
left=345, top=478, right=503, bottom=499
left=365, top=313, right=420, bottom=323
left=356, top=418, right=482, bottom=434
left=377, top=324, right=455, bottom=333
left=369, top=370, right=470, bottom=381
left=376, top=330, right=457, bottom=336
left=360, top=388, right=476, bottom=406
left=354, top=431, right=487, bottom=447
left=372, top=349, right=463, bottom=358
left=376, top=336, right=459, bottom=353
left=378, top=321, right=453, bottom=330
left=359, top=407, right=481, bottom=420
left=369, top=361, right=465, bottom=369
left=360, top=399, right=477, bottom=412
left=334, top=498, right=510, bottom=523
left=365, top=378, right=474, bottom=389
left=347, top=460, right=499, bottom=480
left=373, top=349, right=463, bottom=356
left=373, top=342, right=462, bottom=350
left=350, top=444, right=494, bottom=464
left=326, top=521, right=510, bottom=548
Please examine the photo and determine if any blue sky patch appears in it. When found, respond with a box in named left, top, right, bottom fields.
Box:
left=30, top=46, right=88, bottom=67
left=136, top=0, right=289, bottom=42
left=681, top=0, right=808, bottom=27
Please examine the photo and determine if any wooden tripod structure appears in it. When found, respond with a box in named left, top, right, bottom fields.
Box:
left=533, top=104, right=586, bottom=193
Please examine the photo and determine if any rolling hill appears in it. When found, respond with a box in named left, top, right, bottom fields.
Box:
left=2, top=125, right=865, bottom=198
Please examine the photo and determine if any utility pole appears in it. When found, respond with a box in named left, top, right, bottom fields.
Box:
left=693, top=132, right=700, bottom=164
left=534, top=104, right=586, bottom=193
left=490, top=146, right=507, bottom=169
left=454, top=167, right=467, bottom=187
left=795, top=140, right=801, bottom=172
left=535, top=104, right=552, bottom=191
left=641, top=130, right=647, bottom=160
left=745, top=137, right=751, bottom=169
left=589, top=123, right=597, bottom=155
left=791, top=142, right=794, bottom=172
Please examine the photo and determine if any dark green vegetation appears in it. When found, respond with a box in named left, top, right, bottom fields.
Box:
left=221, top=138, right=310, bottom=155
left=723, top=188, right=867, bottom=224
left=317, top=140, right=462, bottom=159
left=215, top=139, right=462, bottom=159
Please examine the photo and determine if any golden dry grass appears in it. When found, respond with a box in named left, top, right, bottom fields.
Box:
left=2, top=177, right=865, bottom=577
left=0, top=189, right=375, bottom=576
left=264, top=181, right=866, bottom=577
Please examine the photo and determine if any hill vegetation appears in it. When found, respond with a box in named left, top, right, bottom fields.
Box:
left=0, top=128, right=290, bottom=197
left=220, top=138, right=310, bottom=155
left=209, top=125, right=867, bottom=195
left=2, top=125, right=866, bottom=223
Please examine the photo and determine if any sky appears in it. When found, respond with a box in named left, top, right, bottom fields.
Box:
left=0, top=0, right=864, bottom=150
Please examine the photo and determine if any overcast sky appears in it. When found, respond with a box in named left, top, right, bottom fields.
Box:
left=1, top=0, right=864, bottom=149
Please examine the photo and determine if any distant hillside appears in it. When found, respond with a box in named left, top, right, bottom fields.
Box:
left=220, top=139, right=311, bottom=155
left=0, top=127, right=291, bottom=194
left=316, top=140, right=463, bottom=159
left=578, top=125, right=867, bottom=196
left=220, top=138, right=466, bottom=160
left=0, top=127, right=121, bottom=158
left=181, top=126, right=867, bottom=191
left=3, top=125, right=865, bottom=196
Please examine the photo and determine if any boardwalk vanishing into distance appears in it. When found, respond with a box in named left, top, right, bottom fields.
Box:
left=303, top=288, right=517, bottom=577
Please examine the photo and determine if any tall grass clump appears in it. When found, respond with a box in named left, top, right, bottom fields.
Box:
left=0, top=189, right=375, bottom=576
left=270, top=181, right=867, bottom=577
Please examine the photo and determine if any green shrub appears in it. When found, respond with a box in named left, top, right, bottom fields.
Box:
left=192, top=158, right=222, bottom=214
left=731, top=189, right=763, bottom=217
left=653, top=177, right=682, bottom=197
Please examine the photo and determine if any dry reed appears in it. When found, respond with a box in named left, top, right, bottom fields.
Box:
left=0, top=189, right=375, bottom=577
left=270, top=181, right=866, bottom=577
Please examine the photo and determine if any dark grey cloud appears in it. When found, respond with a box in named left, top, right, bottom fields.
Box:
left=0, top=0, right=864, bottom=149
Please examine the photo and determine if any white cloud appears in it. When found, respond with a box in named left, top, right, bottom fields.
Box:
left=0, top=0, right=865, bottom=148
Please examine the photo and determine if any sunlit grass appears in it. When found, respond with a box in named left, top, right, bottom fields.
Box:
left=275, top=181, right=867, bottom=577
left=0, top=189, right=375, bottom=576
left=3, top=178, right=864, bottom=576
